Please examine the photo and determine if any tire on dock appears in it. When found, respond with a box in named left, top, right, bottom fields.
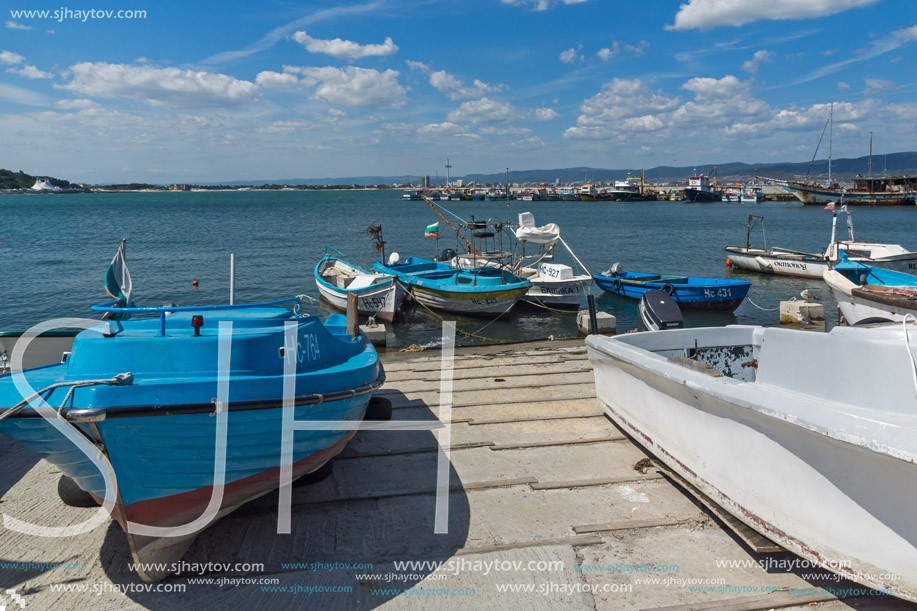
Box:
left=293, top=461, right=334, bottom=487
left=57, top=475, right=99, bottom=507
left=365, top=396, right=393, bottom=421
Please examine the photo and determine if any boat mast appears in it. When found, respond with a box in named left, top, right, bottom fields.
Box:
left=868, top=133, right=873, bottom=194
left=828, top=102, right=833, bottom=185
left=421, top=194, right=481, bottom=255
left=445, top=158, right=452, bottom=188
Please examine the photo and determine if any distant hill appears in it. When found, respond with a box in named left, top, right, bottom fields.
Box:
left=223, top=151, right=917, bottom=186
left=0, top=169, right=72, bottom=190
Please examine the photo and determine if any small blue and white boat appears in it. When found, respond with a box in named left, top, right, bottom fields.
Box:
left=593, top=265, right=750, bottom=311
left=315, top=250, right=402, bottom=322
left=373, top=256, right=530, bottom=316
left=824, top=256, right=917, bottom=324
left=0, top=298, right=383, bottom=581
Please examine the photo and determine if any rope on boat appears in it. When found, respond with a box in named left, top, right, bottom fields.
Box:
left=399, top=280, right=517, bottom=343
left=745, top=296, right=779, bottom=311
left=0, top=373, right=133, bottom=422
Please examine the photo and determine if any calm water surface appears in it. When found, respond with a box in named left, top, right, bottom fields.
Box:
left=2, top=190, right=915, bottom=348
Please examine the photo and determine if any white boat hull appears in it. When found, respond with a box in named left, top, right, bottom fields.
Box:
left=315, top=258, right=400, bottom=322
left=587, top=326, right=917, bottom=601
left=725, top=248, right=827, bottom=278
left=522, top=277, right=589, bottom=309
left=410, top=284, right=527, bottom=315
left=823, top=269, right=917, bottom=324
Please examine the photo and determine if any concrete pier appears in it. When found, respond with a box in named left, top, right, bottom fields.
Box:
left=0, top=339, right=910, bottom=610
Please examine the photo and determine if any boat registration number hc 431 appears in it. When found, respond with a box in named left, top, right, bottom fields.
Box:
left=703, top=288, right=733, bottom=299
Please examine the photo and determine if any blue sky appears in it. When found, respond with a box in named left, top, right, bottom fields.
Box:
left=0, top=0, right=915, bottom=182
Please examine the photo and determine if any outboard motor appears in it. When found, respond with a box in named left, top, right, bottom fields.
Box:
left=638, top=289, right=684, bottom=331
left=440, top=248, right=457, bottom=263
left=603, top=262, right=624, bottom=277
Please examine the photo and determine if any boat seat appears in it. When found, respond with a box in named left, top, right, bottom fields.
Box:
left=348, top=275, right=376, bottom=290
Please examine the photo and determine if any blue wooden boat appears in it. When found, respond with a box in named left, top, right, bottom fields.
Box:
left=593, top=270, right=750, bottom=311
left=373, top=256, right=530, bottom=316
left=0, top=298, right=383, bottom=581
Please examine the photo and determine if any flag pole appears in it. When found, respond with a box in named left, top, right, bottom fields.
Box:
left=230, top=253, right=235, bottom=305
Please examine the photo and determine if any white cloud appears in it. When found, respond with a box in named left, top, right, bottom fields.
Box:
left=501, top=0, right=591, bottom=11
left=405, top=60, right=430, bottom=71
left=299, top=66, right=406, bottom=109
left=7, top=64, right=53, bottom=79
left=418, top=121, right=461, bottom=135
left=428, top=70, right=504, bottom=100
left=598, top=41, right=649, bottom=61
left=864, top=77, right=896, bottom=93
left=55, top=98, right=100, bottom=109
left=255, top=70, right=300, bottom=90
left=447, top=97, right=518, bottom=124
left=741, top=50, right=773, bottom=73
left=59, top=62, right=260, bottom=107
left=559, top=45, right=583, bottom=64
left=596, top=46, right=616, bottom=61
left=837, top=81, right=850, bottom=90
left=291, top=31, right=398, bottom=60
left=5, top=20, right=33, bottom=30
left=0, top=82, right=47, bottom=106
left=668, top=0, right=877, bottom=31
left=535, top=107, right=559, bottom=121
left=0, top=50, right=25, bottom=64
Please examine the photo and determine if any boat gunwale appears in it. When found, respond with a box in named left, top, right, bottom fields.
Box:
left=586, top=329, right=917, bottom=464
left=2, top=367, right=385, bottom=422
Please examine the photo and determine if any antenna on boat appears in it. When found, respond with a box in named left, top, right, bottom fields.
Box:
left=828, top=102, right=833, bottom=185
left=367, top=222, right=386, bottom=263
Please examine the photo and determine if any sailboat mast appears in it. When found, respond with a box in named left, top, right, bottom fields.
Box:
left=828, top=102, right=833, bottom=185
left=868, top=132, right=873, bottom=181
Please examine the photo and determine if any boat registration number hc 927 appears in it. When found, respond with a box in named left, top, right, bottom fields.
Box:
left=703, top=288, right=732, bottom=299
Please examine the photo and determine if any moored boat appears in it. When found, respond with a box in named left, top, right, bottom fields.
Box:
left=0, top=298, right=384, bottom=581
left=587, top=324, right=917, bottom=601
left=683, top=168, right=721, bottom=202
left=314, top=250, right=401, bottom=322
left=593, top=266, right=750, bottom=311
left=373, top=256, right=530, bottom=316
left=726, top=208, right=917, bottom=279
left=823, top=257, right=917, bottom=324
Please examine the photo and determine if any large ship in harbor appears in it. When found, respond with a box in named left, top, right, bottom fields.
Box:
left=762, top=104, right=917, bottom=206
left=766, top=174, right=917, bottom=206
left=683, top=168, right=721, bottom=202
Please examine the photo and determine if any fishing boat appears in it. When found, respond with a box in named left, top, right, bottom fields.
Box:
left=558, top=187, right=579, bottom=201
left=314, top=249, right=401, bottom=322
left=0, top=297, right=384, bottom=581
left=740, top=184, right=764, bottom=203
left=593, top=265, right=750, bottom=311
left=823, top=257, right=917, bottom=324
left=373, top=256, right=530, bottom=316
left=509, top=212, right=592, bottom=310
left=720, top=184, right=742, bottom=203
left=587, top=324, right=917, bottom=601
left=609, top=174, right=653, bottom=202
left=725, top=207, right=917, bottom=279
left=683, top=168, right=721, bottom=202
left=761, top=106, right=917, bottom=206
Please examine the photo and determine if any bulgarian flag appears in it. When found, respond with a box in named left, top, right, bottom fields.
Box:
left=104, top=239, right=133, bottom=319
left=424, top=222, right=439, bottom=238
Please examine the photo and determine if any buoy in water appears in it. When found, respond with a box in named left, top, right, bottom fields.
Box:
left=725, top=258, right=732, bottom=266
left=192, top=280, right=199, bottom=287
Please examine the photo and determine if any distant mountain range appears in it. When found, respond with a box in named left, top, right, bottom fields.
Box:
left=218, top=151, right=917, bottom=186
